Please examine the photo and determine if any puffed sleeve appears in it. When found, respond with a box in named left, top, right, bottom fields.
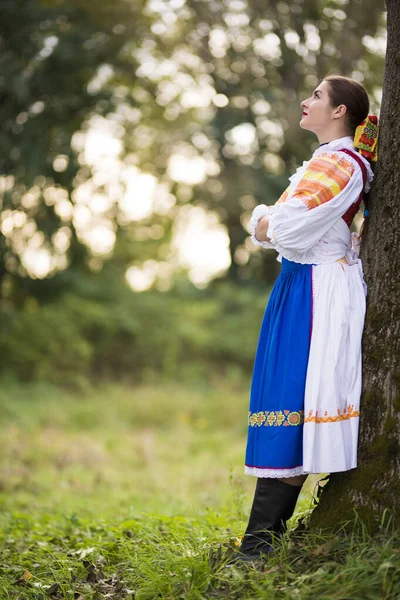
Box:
left=265, top=151, right=364, bottom=254
left=249, top=187, right=290, bottom=249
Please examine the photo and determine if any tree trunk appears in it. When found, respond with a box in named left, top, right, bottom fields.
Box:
left=310, top=0, right=400, bottom=532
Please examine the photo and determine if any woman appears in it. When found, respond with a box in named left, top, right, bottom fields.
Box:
left=229, top=75, right=378, bottom=565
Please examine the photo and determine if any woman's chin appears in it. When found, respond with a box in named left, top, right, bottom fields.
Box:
left=299, top=120, right=312, bottom=131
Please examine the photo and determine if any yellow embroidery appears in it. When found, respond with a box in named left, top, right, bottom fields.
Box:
left=249, top=405, right=359, bottom=427
left=304, top=404, right=359, bottom=424
left=248, top=409, right=304, bottom=427
left=293, top=153, right=355, bottom=210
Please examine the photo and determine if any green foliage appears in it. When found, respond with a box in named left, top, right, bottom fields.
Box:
left=0, top=0, right=147, bottom=277
left=0, top=0, right=386, bottom=298
left=0, top=300, right=93, bottom=385
left=0, top=378, right=252, bottom=512
left=0, top=379, right=399, bottom=599
left=1, top=509, right=400, bottom=599
left=0, top=279, right=272, bottom=386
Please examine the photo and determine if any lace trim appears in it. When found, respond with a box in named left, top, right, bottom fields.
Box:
left=249, top=204, right=276, bottom=248
left=268, top=242, right=363, bottom=265
left=288, top=160, right=310, bottom=184
left=245, top=465, right=306, bottom=478
left=269, top=243, right=318, bottom=264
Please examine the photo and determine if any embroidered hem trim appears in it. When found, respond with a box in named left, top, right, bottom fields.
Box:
left=304, top=404, right=359, bottom=423
left=245, top=465, right=306, bottom=478
left=248, top=409, right=304, bottom=427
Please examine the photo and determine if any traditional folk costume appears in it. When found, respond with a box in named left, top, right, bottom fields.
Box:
left=226, top=120, right=378, bottom=568
left=244, top=135, right=374, bottom=479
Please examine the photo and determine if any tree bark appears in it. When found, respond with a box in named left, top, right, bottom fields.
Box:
left=310, top=0, right=400, bottom=532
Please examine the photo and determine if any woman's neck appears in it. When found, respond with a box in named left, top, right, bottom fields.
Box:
left=317, top=132, right=353, bottom=144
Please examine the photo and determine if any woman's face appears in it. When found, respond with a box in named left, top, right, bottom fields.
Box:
left=300, top=80, right=345, bottom=134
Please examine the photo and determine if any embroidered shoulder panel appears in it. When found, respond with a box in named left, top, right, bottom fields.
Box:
left=292, top=153, right=355, bottom=210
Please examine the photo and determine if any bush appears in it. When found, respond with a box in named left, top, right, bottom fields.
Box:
left=0, top=279, right=272, bottom=387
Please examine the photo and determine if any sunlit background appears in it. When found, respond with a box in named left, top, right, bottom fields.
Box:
left=1, top=0, right=386, bottom=297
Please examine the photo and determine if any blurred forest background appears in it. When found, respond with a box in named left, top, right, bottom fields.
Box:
left=0, top=0, right=386, bottom=389
left=0, top=3, right=393, bottom=597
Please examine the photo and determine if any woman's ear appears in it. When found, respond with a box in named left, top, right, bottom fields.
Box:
left=333, top=104, right=347, bottom=119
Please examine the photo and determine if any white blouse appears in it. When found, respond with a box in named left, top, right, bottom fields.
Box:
left=249, top=136, right=374, bottom=271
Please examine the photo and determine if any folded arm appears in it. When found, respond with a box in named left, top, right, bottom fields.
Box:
left=250, top=151, right=363, bottom=254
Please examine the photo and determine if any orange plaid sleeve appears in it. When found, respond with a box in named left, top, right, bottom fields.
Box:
left=290, top=153, right=355, bottom=210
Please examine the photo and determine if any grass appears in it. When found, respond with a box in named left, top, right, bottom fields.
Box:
left=0, top=377, right=399, bottom=599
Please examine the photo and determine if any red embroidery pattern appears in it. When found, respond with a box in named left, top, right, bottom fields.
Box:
left=304, top=404, right=359, bottom=423
left=354, top=115, right=378, bottom=161
left=248, top=410, right=304, bottom=427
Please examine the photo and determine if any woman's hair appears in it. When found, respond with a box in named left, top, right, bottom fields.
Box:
left=324, top=75, right=372, bottom=244
left=323, top=75, right=369, bottom=135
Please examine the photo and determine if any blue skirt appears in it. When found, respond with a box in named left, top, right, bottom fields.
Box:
left=245, top=257, right=314, bottom=476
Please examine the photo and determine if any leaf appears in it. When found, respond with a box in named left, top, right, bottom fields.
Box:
left=262, top=564, right=282, bottom=574
left=310, top=541, right=333, bottom=556
left=13, top=570, right=33, bottom=586
left=21, top=570, right=33, bottom=580
left=74, top=547, right=96, bottom=559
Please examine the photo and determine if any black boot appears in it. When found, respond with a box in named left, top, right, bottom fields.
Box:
left=227, top=478, right=302, bottom=565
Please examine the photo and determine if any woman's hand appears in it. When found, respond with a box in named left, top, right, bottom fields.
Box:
left=255, top=215, right=271, bottom=242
